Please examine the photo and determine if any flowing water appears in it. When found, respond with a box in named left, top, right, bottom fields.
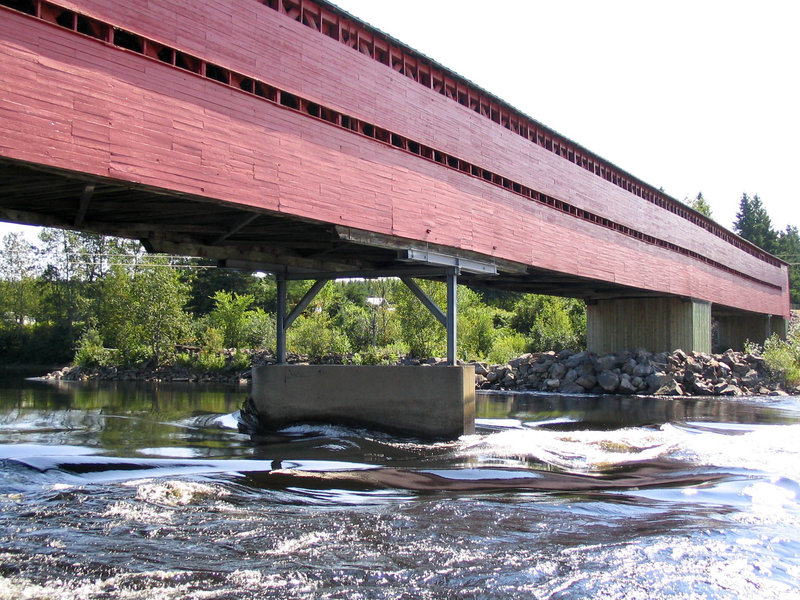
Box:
left=1, top=373, right=799, bottom=599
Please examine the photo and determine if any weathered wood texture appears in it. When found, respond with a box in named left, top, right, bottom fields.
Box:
left=0, top=2, right=791, bottom=316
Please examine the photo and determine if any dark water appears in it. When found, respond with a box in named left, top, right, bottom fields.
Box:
left=1, top=375, right=799, bottom=599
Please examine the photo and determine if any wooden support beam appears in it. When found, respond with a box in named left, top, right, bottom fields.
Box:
left=211, top=213, right=260, bottom=245
left=74, top=183, right=95, bottom=227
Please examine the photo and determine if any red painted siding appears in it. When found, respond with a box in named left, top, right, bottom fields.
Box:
left=0, top=3, right=791, bottom=317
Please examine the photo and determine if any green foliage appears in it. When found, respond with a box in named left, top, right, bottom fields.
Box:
left=208, top=290, right=256, bottom=348
left=192, top=327, right=226, bottom=372
left=242, top=308, right=275, bottom=351
left=486, top=331, right=527, bottom=365
left=228, top=350, right=251, bottom=372
left=74, top=328, right=112, bottom=368
left=195, top=350, right=227, bottom=372
left=0, top=323, right=75, bottom=365
left=688, top=192, right=713, bottom=218
left=348, top=346, right=401, bottom=365
left=777, top=225, right=800, bottom=306
left=510, top=294, right=586, bottom=352
left=187, top=264, right=260, bottom=316
left=96, top=258, right=192, bottom=366
left=458, top=286, right=500, bottom=360
left=391, top=279, right=447, bottom=359
left=288, top=311, right=350, bottom=359
left=0, top=233, right=40, bottom=328
left=335, top=302, right=374, bottom=351
left=200, top=326, right=225, bottom=354
left=761, top=330, right=800, bottom=388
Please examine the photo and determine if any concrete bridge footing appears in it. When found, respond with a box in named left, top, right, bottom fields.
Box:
left=586, top=297, right=712, bottom=355
left=250, top=364, right=476, bottom=439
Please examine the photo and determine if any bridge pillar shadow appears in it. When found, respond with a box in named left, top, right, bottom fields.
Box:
left=586, top=297, right=712, bottom=355
left=716, top=312, right=789, bottom=352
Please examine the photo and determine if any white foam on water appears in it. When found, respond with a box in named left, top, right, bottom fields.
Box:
left=663, top=422, right=800, bottom=481
left=265, top=531, right=333, bottom=556
left=458, top=426, right=677, bottom=472
left=134, top=479, right=229, bottom=507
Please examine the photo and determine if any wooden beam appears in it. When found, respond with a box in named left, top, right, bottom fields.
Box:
left=74, top=183, right=95, bottom=227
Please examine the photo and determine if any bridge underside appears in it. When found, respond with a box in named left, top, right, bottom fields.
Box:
left=0, top=156, right=660, bottom=297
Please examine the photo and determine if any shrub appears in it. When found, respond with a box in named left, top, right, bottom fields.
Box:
left=486, top=331, right=527, bottom=365
left=458, top=287, right=498, bottom=361
left=243, top=309, right=275, bottom=351
left=391, top=279, right=446, bottom=359
left=336, top=303, right=374, bottom=352
left=74, top=328, right=112, bottom=368
left=195, top=351, right=226, bottom=372
left=762, top=332, right=800, bottom=388
left=288, top=312, right=350, bottom=359
left=208, top=291, right=255, bottom=348
left=348, top=346, right=400, bottom=365
left=511, top=294, right=585, bottom=353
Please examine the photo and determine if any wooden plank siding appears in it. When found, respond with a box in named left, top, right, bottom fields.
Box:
left=0, top=2, right=791, bottom=318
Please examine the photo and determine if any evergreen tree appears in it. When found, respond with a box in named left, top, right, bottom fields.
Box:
left=733, top=193, right=778, bottom=254
left=777, top=225, right=800, bottom=305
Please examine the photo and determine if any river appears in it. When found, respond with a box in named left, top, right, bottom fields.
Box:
left=1, top=373, right=799, bottom=599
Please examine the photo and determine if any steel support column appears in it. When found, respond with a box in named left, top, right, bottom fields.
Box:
left=276, top=278, right=330, bottom=364
left=446, top=270, right=457, bottom=365
left=276, top=276, right=287, bottom=364
left=400, top=269, right=459, bottom=365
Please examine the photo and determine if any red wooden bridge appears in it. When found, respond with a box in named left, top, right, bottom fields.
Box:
left=0, top=0, right=791, bottom=356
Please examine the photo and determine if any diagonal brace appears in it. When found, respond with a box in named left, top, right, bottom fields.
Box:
left=276, top=277, right=330, bottom=364
left=400, top=277, right=446, bottom=327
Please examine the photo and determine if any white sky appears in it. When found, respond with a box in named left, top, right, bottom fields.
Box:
left=2, top=0, right=797, bottom=242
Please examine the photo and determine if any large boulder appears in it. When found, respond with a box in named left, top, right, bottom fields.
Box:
left=549, top=362, right=567, bottom=380
left=647, top=373, right=683, bottom=395
left=618, top=373, right=637, bottom=395
left=575, top=374, right=597, bottom=390
left=597, top=370, right=620, bottom=393
left=595, top=354, right=618, bottom=372
left=560, top=381, right=586, bottom=394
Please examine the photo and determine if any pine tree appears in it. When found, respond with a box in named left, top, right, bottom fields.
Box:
left=777, top=225, right=800, bottom=305
left=733, top=193, right=778, bottom=254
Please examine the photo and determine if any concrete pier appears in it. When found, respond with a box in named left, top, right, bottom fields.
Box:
left=250, top=365, right=475, bottom=439
left=586, top=297, right=712, bottom=355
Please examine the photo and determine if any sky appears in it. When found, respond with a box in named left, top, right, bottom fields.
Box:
left=1, top=0, right=797, bottom=242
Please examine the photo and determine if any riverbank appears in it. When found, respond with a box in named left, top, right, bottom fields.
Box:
left=42, top=346, right=798, bottom=396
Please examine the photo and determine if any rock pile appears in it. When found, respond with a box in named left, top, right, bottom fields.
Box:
left=471, top=348, right=793, bottom=396
left=44, top=347, right=795, bottom=397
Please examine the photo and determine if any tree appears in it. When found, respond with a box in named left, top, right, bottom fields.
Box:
left=97, top=256, right=192, bottom=365
left=187, top=262, right=261, bottom=316
left=689, top=192, right=713, bottom=218
left=778, top=225, right=800, bottom=305
left=734, top=193, right=778, bottom=254
left=510, top=294, right=586, bottom=352
left=0, top=232, right=40, bottom=328
left=391, top=279, right=447, bottom=358
left=207, top=290, right=258, bottom=348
